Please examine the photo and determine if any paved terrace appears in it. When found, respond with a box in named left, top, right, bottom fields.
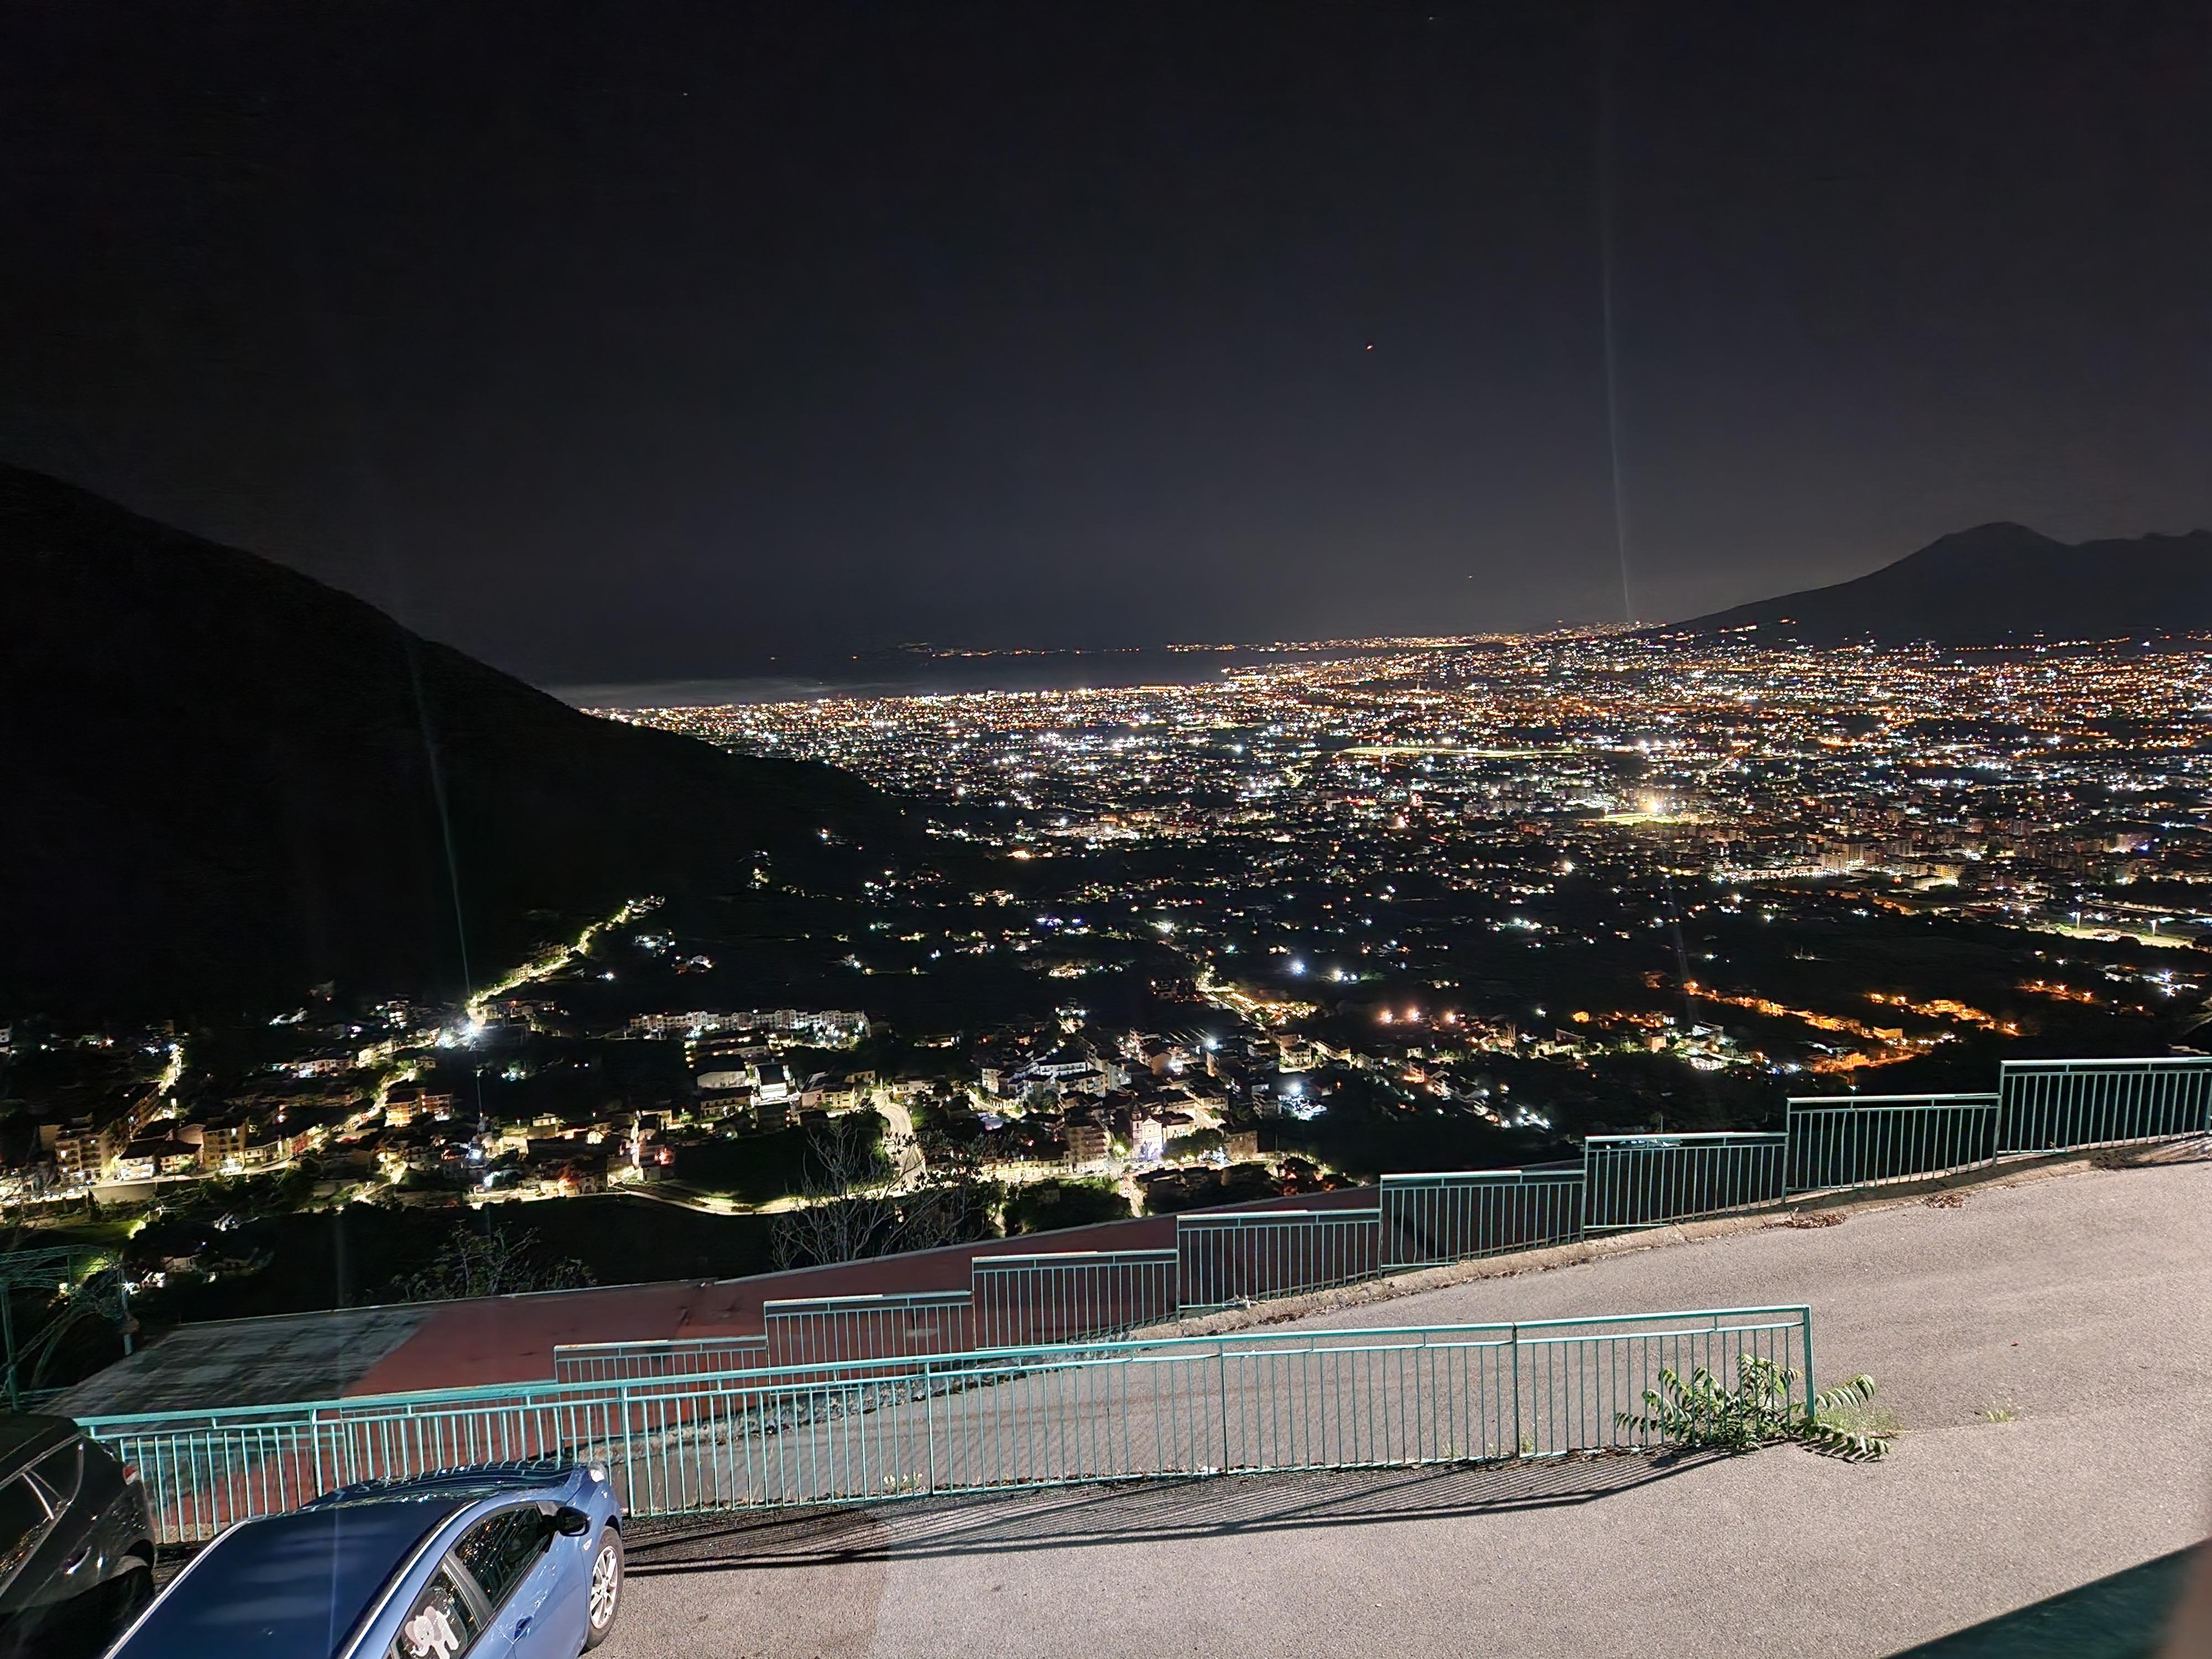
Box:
left=609, top=1152, right=2212, bottom=1658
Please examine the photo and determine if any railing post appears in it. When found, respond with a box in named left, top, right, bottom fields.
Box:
left=620, top=1381, right=635, bottom=1511
left=1800, top=1307, right=1816, bottom=1422
left=1218, top=1341, right=1232, bottom=1475
left=1510, top=1323, right=1522, bottom=1458
left=923, top=1357, right=937, bottom=1495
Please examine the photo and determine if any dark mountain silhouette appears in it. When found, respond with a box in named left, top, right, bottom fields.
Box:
left=1664, top=522, right=2212, bottom=645
left=1, top=466, right=906, bottom=1019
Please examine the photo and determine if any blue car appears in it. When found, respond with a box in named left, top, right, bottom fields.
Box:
left=101, top=1462, right=624, bottom=1658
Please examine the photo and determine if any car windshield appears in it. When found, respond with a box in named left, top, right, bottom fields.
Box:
left=118, top=1505, right=461, bottom=1659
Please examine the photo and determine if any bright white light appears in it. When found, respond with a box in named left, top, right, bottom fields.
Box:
left=1288, top=958, right=1306, bottom=976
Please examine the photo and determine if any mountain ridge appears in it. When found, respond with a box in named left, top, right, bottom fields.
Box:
left=1664, top=522, right=2212, bottom=645
left=0, top=466, right=905, bottom=1019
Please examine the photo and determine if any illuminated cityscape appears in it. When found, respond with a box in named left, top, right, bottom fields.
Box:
left=12, top=628, right=2207, bottom=1287
left=613, top=628, right=2212, bottom=1087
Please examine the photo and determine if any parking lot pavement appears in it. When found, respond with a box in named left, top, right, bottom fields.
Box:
left=608, top=1156, right=2212, bottom=1659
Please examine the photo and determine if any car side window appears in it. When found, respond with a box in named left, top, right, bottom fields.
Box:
left=450, top=1506, right=548, bottom=1614
left=30, top=1441, right=83, bottom=1507
left=0, top=1476, right=54, bottom=1577
left=388, top=1564, right=485, bottom=1659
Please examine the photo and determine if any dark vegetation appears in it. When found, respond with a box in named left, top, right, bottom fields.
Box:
left=670, top=1115, right=884, bottom=1207
left=388, top=1221, right=596, bottom=1302
left=1003, top=1178, right=1134, bottom=1234
left=126, top=1197, right=777, bottom=1326
left=766, top=1116, right=998, bottom=1270
left=1141, top=1161, right=1291, bottom=1215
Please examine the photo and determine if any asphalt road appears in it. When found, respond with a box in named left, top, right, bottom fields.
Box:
left=607, top=1154, right=2212, bottom=1658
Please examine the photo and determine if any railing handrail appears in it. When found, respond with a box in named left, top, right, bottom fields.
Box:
left=552, top=1334, right=766, bottom=1356
left=1176, top=1209, right=1383, bottom=1229
left=1785, top=1093, right=2000, bottom=1106
left=2002, top=1054, right=2206, bottom=1068
left=763, top=1288, right=973, bottom=1313
left=1506, top=1302, right=1809, bottom=1333
left=973, top=1249, right=1180, bottom=1268
left=1379, top=1167, right=1584, bottom=1185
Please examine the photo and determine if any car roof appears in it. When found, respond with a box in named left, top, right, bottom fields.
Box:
left=0, top=1413, right=74, bottom=1478
left=115, top=1498, right=477, bottom=1659
left=306, top=1461, right=578, bottom=1507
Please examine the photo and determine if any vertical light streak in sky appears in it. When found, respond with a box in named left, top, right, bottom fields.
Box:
left=1595, top=2, right=1636, bottom=625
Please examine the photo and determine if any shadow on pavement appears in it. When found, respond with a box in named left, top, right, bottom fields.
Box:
left=624, top=1451, right=1714, bottom=1573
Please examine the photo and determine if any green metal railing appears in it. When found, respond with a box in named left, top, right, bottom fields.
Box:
left=1999, top=1057, right=2212, bottom=1153
left=80, top=1304, right=1814, bottom=1542
left=1379, top=1168, right=1583, bottom=1266
left=764, top=1290, right=975, bottom=1368
left=1583, top=1132, right=1787, bottom=1231
left=1784, top=1094, right=2001, bottom=1194
left=972, top=1250, right=1178, bottom=1348
left=1176, top=1209, right=1383, bottom=1311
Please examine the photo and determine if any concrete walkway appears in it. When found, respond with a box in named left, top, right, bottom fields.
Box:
left=611, top=1155, right=2212, bottom=1658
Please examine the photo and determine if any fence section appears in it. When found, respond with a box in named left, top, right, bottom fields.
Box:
left=1177, top=1209, right=1383, bottom=1311
left=82, top=1305, right=1813, bottom=1541
left=1515, top=1306, right=1810, bottom=1455
left=765, top=1291, right=974, bottom=1369
left=971, top=1250, right=1180, bottom=1349
left=1999, top=1057, right=2212, bottom=1154
left=1583, top=1133, right=1787, bottom=1231
left=91, top=1375, right=644, bottom=1544
left=1785, top=1095, right=2001, bottom=1194
left=1379, top=1169, right=1584, bottom=1267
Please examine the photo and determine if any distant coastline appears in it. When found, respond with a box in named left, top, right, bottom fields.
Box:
left=550, top=645, right=1394, bottom=709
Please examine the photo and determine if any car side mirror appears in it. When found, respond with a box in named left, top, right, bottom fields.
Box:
left=551, top=1505, right=591, bottom=1537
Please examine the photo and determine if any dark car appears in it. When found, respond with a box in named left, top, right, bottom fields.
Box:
left=103, top=1460, right=624, bottom=1658
left=0, top=1413, right=155, bottom=1658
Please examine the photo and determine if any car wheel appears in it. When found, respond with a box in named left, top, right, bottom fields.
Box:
left=112, top=1561, right=154, bottom=1624
left=581, top=1526, right=623, bottom=1650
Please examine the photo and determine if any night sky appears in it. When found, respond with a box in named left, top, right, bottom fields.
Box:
left=4, top=3, right=2209, bottom=685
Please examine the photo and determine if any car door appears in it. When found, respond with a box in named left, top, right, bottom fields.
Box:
left=446, top=1504, right=562, bottom=1659
left=25, top=1442, right=97, bottom=1600
left=0, top=1472, right=59, bottom=1613
left=509, top=1506, right=593, bottom=1658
